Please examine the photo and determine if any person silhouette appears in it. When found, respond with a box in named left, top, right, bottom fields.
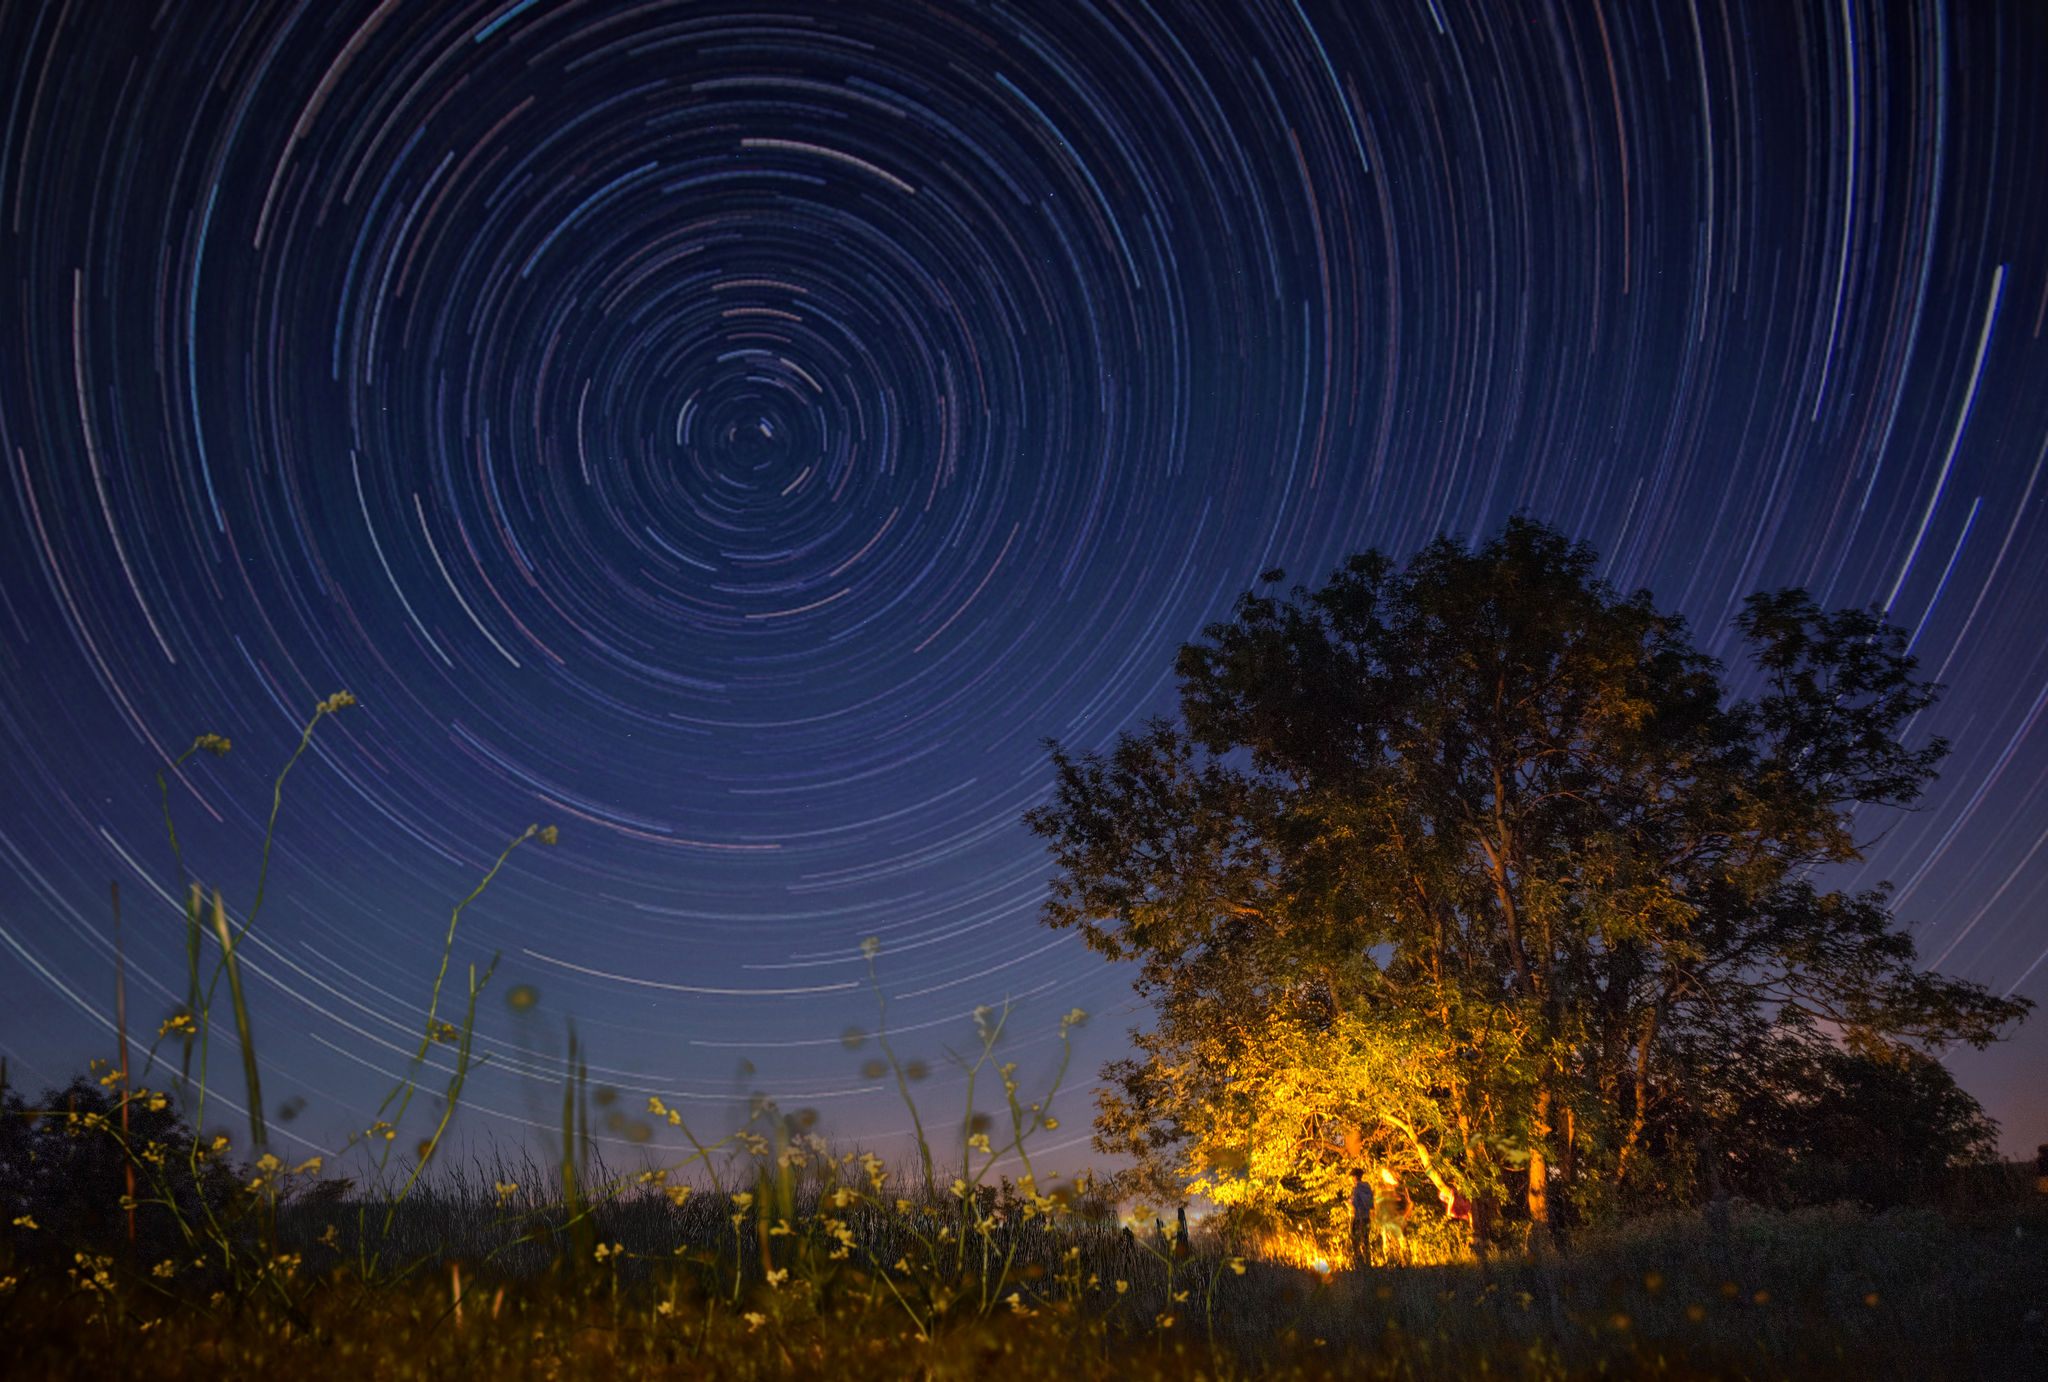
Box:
left=1371, top=1168, right=1410, bottom=1263
left=1349, top=1168, right=1374, bottom=1265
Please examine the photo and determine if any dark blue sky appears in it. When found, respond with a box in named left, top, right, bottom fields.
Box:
left=2, top=0, right=2043, bottom=1170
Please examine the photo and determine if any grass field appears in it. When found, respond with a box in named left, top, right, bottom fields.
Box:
left=5, top=1157, right=2044, bottom=1380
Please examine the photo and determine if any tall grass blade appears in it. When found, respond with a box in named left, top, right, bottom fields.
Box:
left=112, top=879, right=135, bottom=1249
left=210, top=886, right=267, bottom=1150
left=181, top=881, right=201, bottom=1089
left=243, top=693, right=353, bottom=936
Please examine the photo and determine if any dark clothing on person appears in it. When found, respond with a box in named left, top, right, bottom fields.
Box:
left=1349, top=1177, right=1374, bottom=1259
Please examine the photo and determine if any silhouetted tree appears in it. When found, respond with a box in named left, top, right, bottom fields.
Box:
left=1686, top=1012, right=2002, bottom=1209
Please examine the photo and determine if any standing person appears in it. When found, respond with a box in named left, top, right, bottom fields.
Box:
left=1349, top=1168, right=1375, bottom=1266
left=1372, top=1168, right=1411, bottom=1264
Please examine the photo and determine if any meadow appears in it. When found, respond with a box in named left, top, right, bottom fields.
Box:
left=4, top=695, right=2045, bottom=1379
left=3, top=1152, right=2044, bottom=1380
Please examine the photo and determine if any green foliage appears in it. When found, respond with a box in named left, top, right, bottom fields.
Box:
left=1027, top=518, right=2031, bottom=1240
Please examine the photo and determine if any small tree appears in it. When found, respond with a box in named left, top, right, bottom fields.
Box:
left=0, top=1073, right=245, bottom=1265
left=1027, top=518, right=2028, bottom=1242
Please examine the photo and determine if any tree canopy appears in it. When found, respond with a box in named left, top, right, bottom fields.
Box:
left=1027, top=519, right=2028, bottom=1243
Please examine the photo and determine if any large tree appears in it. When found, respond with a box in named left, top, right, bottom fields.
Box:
left=1027, top=519, right=2027, bottom=1242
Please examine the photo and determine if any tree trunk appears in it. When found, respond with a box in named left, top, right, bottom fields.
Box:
left=1617, top=992, right=1668, bottom=1190
left=1477, top=830, right=1534, bottom=996
left=1526, top=1085, right=1551, bottom=1235
left=1470, top=1193, right=1498, bottom=1257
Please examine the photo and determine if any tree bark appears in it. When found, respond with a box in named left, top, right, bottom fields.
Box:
left=1477, top=824, right=1534, bottom=996
left=1471, top=1194, right=1497, bottom=1255
left=1526, top=1085, right=1551, bottom=1233
left=1616, top=990, right=1668, bottom=1189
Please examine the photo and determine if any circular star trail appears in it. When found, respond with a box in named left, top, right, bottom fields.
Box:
left=1, top=0, right=2044, bottom=1160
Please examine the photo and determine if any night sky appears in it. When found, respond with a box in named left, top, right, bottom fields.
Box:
left=2, top=0, right=2044, bottom=1171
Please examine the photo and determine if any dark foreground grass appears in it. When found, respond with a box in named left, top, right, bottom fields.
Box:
left=6, top=1189, right=2043, bottom=1380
